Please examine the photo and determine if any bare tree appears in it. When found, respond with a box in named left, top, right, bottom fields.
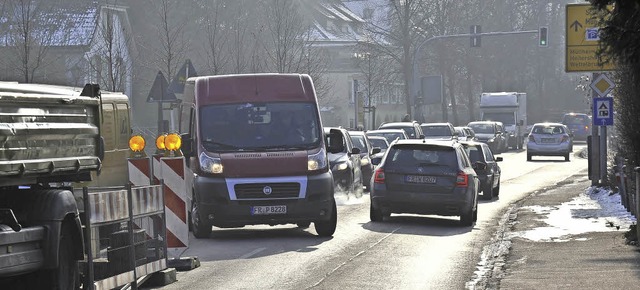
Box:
left=151, top=0, right=189, bottom=85
left=201, top=0, right=230, bottom=74
left=260, top=0, right=307, bottom=73
left=4, top=0, right=57, bottom=83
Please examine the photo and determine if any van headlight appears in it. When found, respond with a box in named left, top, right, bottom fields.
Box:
left=308, top=147, right=328, bottom=171
left=199, top=152, right=223, bottom=174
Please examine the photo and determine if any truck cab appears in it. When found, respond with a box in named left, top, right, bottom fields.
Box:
left=181, top=74, right=341, bottom=238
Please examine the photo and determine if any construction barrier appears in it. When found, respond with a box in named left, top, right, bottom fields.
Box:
left=81, top=184, right=167, bottom=290
left=160, top=157, right=189, bottom=257
left=127, top=157, right=152, bottom=186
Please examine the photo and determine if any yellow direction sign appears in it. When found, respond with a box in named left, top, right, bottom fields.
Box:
left=565, top=4, right=615, bottom=72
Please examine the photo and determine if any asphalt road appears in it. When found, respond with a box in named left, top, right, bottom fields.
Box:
left=144, top=144, right=589, bottom=290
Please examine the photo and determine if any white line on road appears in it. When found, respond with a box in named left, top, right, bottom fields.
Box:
left=307, top=227, right=402, bottom=289
left=239, top=247, right=267, bottom=259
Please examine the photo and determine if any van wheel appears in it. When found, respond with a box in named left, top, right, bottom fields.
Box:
left=315, top=201, right=337, bottom=237
left=191, top=194, right=212, bottom=239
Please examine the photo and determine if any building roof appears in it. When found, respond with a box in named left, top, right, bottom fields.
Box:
left=308, top=1, right=367, bottom=46
left=0, top=0, right=98, bottom=47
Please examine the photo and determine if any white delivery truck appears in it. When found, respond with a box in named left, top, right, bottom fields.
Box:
left=479, top=92, right=527, bottom=150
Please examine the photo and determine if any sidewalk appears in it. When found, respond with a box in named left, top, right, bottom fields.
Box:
left=494, top=173, right=640, bottom=289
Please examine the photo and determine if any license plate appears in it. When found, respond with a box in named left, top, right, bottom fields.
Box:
left=251, top=205, right=287, bottom=215
left=541, top=138, right=556, bottom=143
left=405, top=175, right=436, bottom=184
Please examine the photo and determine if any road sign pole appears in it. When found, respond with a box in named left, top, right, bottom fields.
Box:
left=590, top=74, right=601, bottom=185
left=600, top=125, right=608, bottom=183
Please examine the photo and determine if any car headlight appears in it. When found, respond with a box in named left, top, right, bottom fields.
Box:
left=488, top=138, right=495, bottom=143
left=308, top=147, right=328, bottom=171
left=199, top=152, right=223, bottom=174
left=333, top=162, right=348, bottom=171
left=361, top=157, right=370, bottom=166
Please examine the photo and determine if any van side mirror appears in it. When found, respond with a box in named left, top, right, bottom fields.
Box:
left=371, top=147, right=381, bottom=155
left=496, top=156, right=503, bottom=162
left=181, top=133, right=193, bottom=158
left=351, top=147, right=361, bottom=155
left=327, top=129, right=345, bottom=153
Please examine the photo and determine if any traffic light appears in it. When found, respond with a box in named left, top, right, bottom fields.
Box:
left=539, top=26, right=549, bottom=47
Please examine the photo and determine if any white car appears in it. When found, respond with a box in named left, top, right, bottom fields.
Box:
left=526, top=122, right=572, bottom=161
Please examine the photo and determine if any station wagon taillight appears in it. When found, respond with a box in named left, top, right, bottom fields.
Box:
left=374, top=168, right=385, bottom=184
left=456, top=172, right=468, bottom=187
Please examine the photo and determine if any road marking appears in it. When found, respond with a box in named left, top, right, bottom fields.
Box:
left=239, top=247, right=267, bottom=259
left=307, top=227, right=401, bottom=289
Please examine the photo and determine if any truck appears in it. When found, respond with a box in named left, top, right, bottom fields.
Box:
left=180, top=74, right=343, bottom=238
left=479, top=92, right=527, bottom=150
left=0, top=82, right=136, bottom=289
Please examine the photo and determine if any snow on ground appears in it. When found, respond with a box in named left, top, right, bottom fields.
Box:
left=508, top=187, right=636, bottom=242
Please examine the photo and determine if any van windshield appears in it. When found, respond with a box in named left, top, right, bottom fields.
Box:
left=199, top=102, right=321, bottom=151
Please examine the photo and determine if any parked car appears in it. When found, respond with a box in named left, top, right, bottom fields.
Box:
left=420, top=122, right=457, bottom=140
left=378, top=121, right=424, bottom=139
left=459, top=141, right=502, bottom=200
left=467, top=121, right=509, bottom=153
left=455, top=126, right=477, bottom=141
left=324, top=127, right=364, bottom=194
left=349, top=130, right=381, bottom=191
left=526, top=122, right=572, bottom=161
left=561, top=112, right=591, bottom=141
left=366, top=136, right=390, bottom=166
left=369, top=139, right=481, bottom=226
left=366, top=129, right=408, bottom=145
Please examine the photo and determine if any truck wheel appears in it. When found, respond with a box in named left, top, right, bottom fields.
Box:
left=315, top=201, right=337, bottom=237
left=37, top=221, right=78, bottom=290
left=191, top=194, right=212, bottom=239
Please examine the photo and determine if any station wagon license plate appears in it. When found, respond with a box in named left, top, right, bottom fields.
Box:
left=251, top=205, right=287, bottom=215
left=541, top=138, right=556, bottom=143
left=405, top=175, right=436, bottom=184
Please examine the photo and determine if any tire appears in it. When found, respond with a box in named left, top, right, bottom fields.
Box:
left=191, top=193, right=212, bottom=239
left=370, top=203, right=383, bottom=222
left=494, top=180, right=501, bottom=197
left=460, top=206, right=474, bottom=227
left=527, top=153, right=532, bottom=161
left=315, top=201, right=337, bottom=237
left=297, top=222, right=311, bottom=229
left=482, top=178, right=493, bottom=200
left=472, top=205, right=478, bottom=222
left=36, top=221, right=78, bottom=290
left=565, top=153, right=570, bottom=161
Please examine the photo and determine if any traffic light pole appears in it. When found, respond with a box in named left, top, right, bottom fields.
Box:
left=410, top=30, right=539, bottom=121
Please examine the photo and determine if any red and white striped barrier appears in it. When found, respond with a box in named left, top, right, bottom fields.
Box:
left=127, top=158, right=152, bottom=186
left=160, top=157, right=188, bottom=257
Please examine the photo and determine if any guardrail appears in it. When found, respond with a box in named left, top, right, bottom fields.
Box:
left=81, top=184, right=167, bottom=290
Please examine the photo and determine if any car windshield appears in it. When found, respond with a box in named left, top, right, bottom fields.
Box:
left=368, top=138, right=388, bottom=150
left=562, top=115, right=590, bottom=125
left=422, top=126, right=452, bottom=136
left=381, top=125, right=417, bottom=138
left=199, top=102, right=321, bottom=151
left=385, top=145, right=458, bottom=169
left=463, top=145, right=484, bottom=163
left=532, top=125, right=566, bottom=135
left=350, top=135, right=368, bottom=153
left=468, top=124, right=495, bottom=134
left=367, top=132, right=406, bottom=144
left=483, top=112, right=515, bottom=126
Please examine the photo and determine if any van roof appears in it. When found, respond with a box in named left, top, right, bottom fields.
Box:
left=193, top=73, right=317, bottom=106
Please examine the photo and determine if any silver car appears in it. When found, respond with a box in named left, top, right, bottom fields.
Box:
left=526, top=122, right=572, bottom=161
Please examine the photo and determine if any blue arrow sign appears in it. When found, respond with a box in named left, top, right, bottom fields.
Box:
left=592, top=97, right=613, bottom=126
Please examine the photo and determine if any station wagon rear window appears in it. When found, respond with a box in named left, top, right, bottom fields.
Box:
left=385, top=145, right=457, bottom=168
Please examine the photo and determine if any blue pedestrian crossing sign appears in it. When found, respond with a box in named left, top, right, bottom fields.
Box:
left=592, top=97, right=613, bottom=126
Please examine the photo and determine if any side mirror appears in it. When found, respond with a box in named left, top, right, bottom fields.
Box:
left=181, top=133, right=193, bottom=158
left=371, top=157, right=381, bottom=166
left=472, top=161, right=487, bottom=171
left=327, top=129, right=345, bottom=153
left=371, top=147, right=381, bottom=155
left=351, top=147, right=361, bottom=155
left=496, top=156, right=503, bottom=162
